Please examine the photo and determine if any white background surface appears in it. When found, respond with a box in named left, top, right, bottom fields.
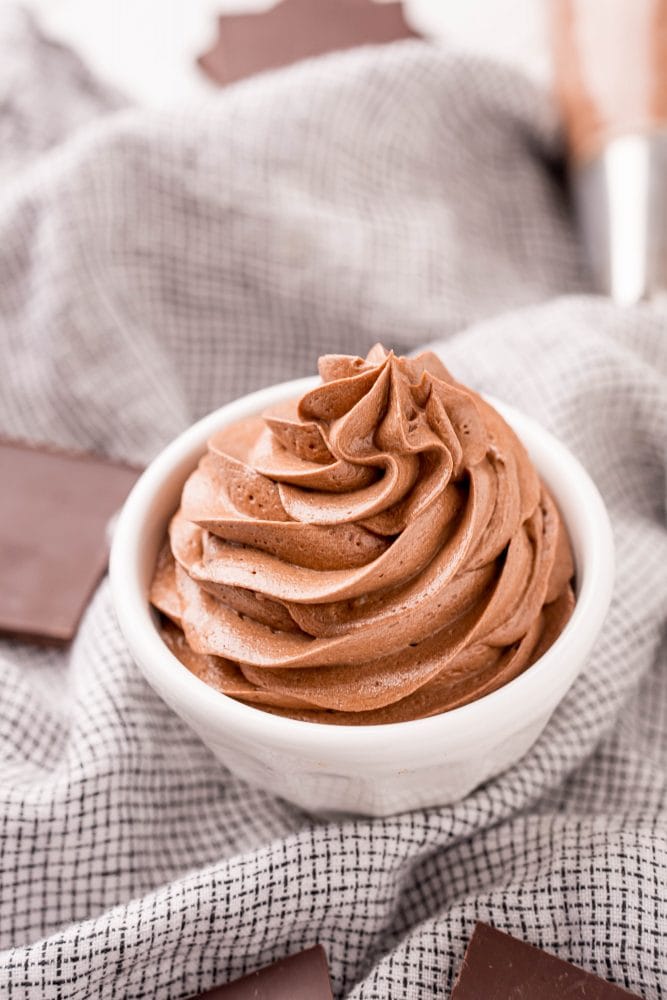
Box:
left=18, top=0, right=550, bottom=106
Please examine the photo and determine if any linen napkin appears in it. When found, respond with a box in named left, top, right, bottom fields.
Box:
left=1, top=7, right=666, bottom=998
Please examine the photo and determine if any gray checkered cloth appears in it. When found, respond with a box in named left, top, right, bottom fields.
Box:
left=1, top=8, right=666, bottom=998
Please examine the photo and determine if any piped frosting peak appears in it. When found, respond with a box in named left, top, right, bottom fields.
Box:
left=151, top=345, right=575, bottom=724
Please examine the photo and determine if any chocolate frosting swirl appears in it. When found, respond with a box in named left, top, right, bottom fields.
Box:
left=151, top=345, right=575, bottom=725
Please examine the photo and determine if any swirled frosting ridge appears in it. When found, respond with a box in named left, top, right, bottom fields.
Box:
left=151, top=345, right=575, bottom=724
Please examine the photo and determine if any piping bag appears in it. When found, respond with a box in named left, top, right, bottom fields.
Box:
left=553, top=0, right=667, bottom=303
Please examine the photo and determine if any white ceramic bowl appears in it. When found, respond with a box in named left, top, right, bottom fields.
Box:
left=110, top=377, right=614, bottom=817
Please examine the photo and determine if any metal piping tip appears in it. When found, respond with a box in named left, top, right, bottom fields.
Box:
left=572, top=132, right=667, bottom=305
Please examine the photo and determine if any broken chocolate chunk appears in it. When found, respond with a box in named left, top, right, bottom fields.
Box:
left=451, top=923, right=644, bottom=999
left=194, top=944, right=334, bottom=999
left=0, top=438, right=140, bottom=644
left=199, top=0, right=421, bottom=87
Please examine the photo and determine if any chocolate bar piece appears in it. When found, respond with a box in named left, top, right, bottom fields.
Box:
left=196, top=945, right=333, bottom=999
left=0, top=439, right=140, bottom=644
left=199, top=0, right=420, bottom=88
left=452, top=923, right=643, bottom=998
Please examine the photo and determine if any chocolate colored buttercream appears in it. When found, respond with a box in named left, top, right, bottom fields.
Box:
left=151, top=346, right=575, bottom=724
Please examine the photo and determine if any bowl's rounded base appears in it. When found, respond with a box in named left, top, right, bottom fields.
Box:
left=184, top=706, right=551, bottom=816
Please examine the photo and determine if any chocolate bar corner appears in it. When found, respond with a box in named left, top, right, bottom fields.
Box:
left=451, top=922, right=644, bottom=999
left=195, top=943, right=334, bottom=999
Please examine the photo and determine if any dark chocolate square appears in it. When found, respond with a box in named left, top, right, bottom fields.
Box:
left=0, top=439, right=140, bottom=644
left=196, top=945, right=333, bottom=999
left=452, top=923, right=643, bottom=999
left=198, top=0, right=420, bottom=87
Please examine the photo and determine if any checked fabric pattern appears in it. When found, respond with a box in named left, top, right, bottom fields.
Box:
left=1, top=7, right=666, bottom=998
